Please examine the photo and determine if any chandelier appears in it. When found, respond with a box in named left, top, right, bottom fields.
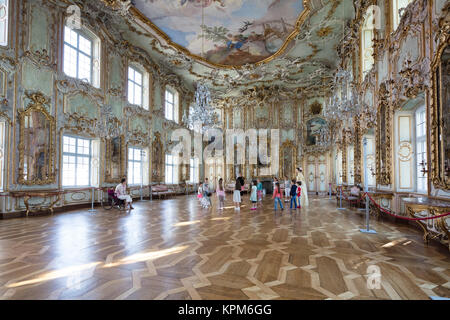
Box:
left=183, top=82, right=219, bottom=133
left=324, top=68, right=362, bottom=121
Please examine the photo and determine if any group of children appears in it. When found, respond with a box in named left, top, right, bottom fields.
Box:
left=197, top=176, right=302, bottom=212
left=233, top=178, right=263, bottom=211
left=271, top=178, right=302, bottom=211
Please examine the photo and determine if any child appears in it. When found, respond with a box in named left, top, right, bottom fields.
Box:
left=290, top=179, right=298, bottom=209
left=296, top=181, right=302, bottom=209
left=250, top=180, right=258, bottom=210
left=197, top=184, right=203, bottom=200
left=257, top=179, right=263, bottom=204
left=272, top=182, right=283, bottom=211
left=284, top=176, right=291, bottom=202
left=216, top=178, right=225, bottom=210
left=203, top=178, right=211, bottom=207
left=233, top=179, right=242, bottom=211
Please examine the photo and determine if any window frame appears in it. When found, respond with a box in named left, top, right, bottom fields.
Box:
left=62, top=23, right=101, bottom=88
left=165, top=154, right=178, bottom=185
left=127, top=64, right=148, bottom=109
left=391, top=0, right=414, bottom=32
left=128, top=146, right=144, bottom=186
left=360, top=10, right=375, bottom=80
left=165, top=89, right=175, bottom=122
left=189, top=157, right=199, bottom=184
left=63, top=25, right=94, bottom=84
left=415, top=107, right=427, bottom=194
left=62, top=135, right=93, bottom=188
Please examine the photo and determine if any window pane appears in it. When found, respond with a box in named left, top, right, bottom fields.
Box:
left=63, top=45, right=78, bottom=78
left=78, top=53, right=92, bottom=82
left=64, top=26, right=78, bottom=47
left=134, top=85, right=142, bottom=106
left=134, top=70, right=142, bottom=85
left=128, top=81, right=134, bottom=104
left=128, top=67, right=135, bottom=81
left=79, top=35, right=92, bottom=56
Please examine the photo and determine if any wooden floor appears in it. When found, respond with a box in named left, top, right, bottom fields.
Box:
left=0, top=194, right=449, bottom=300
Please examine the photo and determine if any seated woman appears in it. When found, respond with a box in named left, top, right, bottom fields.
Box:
left=350, top=185, right=360, bottom=197
left=115, top=178, right=134, bottom=210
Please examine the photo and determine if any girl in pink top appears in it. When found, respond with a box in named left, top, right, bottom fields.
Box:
left=217, top=178, right=225, bottom=210
left=272, top=182, right=283, bottom=210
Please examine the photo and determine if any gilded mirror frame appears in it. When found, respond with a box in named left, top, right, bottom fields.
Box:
left=280, top=141, right=297, bottom=179
left=376, top=83, right=392, bottom=185
left=105, top=135, right=125, bottom=183
left=430, top=25, right=450, bottom=190
left=18, top=93, right=56, bottom=185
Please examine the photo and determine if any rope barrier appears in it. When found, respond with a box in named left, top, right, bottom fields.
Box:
left=364, top=192, right=450, bottom=221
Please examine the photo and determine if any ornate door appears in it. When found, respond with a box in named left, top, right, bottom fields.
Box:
left=306, top=154, right=328, bottom=194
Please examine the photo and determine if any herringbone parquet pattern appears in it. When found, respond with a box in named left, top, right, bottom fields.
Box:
left=0, top=195, right=449, bottom=300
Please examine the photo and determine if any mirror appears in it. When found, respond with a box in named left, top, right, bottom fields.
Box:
left=152, top=132, right=163, bottom=182
left=281, top=141, right=296, bottom=179
left=431, top=41, right=450, bottom=189
left=18, top=93, right=55, bottom=185
left=105, top=136, right=124, bottom=183
left=376, top=82, right=392, bottom=185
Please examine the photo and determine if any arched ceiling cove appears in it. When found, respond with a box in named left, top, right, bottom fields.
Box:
left=96, top=0, right=355, bottom=98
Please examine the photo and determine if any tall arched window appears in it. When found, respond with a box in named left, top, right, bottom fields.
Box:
left=361, top=10, right=375, bottom=79
left=392, top=0, right=413, bottom=31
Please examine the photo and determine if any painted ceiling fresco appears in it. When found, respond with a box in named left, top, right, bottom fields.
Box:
left=133, top=0, right=306, bottom=66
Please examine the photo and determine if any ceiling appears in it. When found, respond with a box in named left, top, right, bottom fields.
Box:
left=101, top=0, right=355, bottom=99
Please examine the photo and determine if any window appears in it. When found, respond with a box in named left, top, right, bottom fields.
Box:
left=415, top=108, right=427, bottom=193
left=63, top=25, right=100, bottom=87
left=361, top=10, right=375, bottom=79
left=0, top=121, right=5, bottom=191
left=127, top=64, right=150, bottom=109
left=128, top=66, right=143, bottom=106
left=165, top=88, right=179, bottom=122
left=165, top=154, right=178, bottom=184
left=189, top=157, right=199, bottom=183
left=128, top=147, right=145, bottom=186
left=62, top=136, right=92, bottom=187
left=0, top=0, right=8, bottom=46
left=392, top=0, right=413, bottom=31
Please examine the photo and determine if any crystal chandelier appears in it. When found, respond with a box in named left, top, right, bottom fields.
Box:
left=183, top=82, right=219, bottom=133
left=324, top=68, right=361, bottom=121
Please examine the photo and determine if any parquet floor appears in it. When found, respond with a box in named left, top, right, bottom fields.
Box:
left=0, top=194, right=449, bottom=300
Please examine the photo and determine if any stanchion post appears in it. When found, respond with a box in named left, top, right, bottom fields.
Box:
left=360, top=137, right=376, bottom=234
left=88, top=187, right=96, bottom=213
left=337, top=186, right=345, bottom=211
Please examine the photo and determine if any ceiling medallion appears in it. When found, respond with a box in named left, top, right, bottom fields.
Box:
left=130, top=0, right=312, bottom=69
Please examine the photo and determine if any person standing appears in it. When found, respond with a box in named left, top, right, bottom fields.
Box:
left=203, top=178, right=211, bottom=207
left=256, top=179, right=263, bottom=204
left=296, top=167, right=309, bottom=207
left=115, top=178, right=134, bottom=210
left=238, top=175, right=245, bottom=195
left=272, top=182, right=283, bottom=211
left=233, top=179, right=242, bottom=211
left=296, top=181, right=302, bottom=209
left=290, top=179, right=298, bottom=209
left=250, top=180, right=258, bottom=211
left=284, top=176, right=291, bottom=202
left=216, top=178, right=225, bottom=210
